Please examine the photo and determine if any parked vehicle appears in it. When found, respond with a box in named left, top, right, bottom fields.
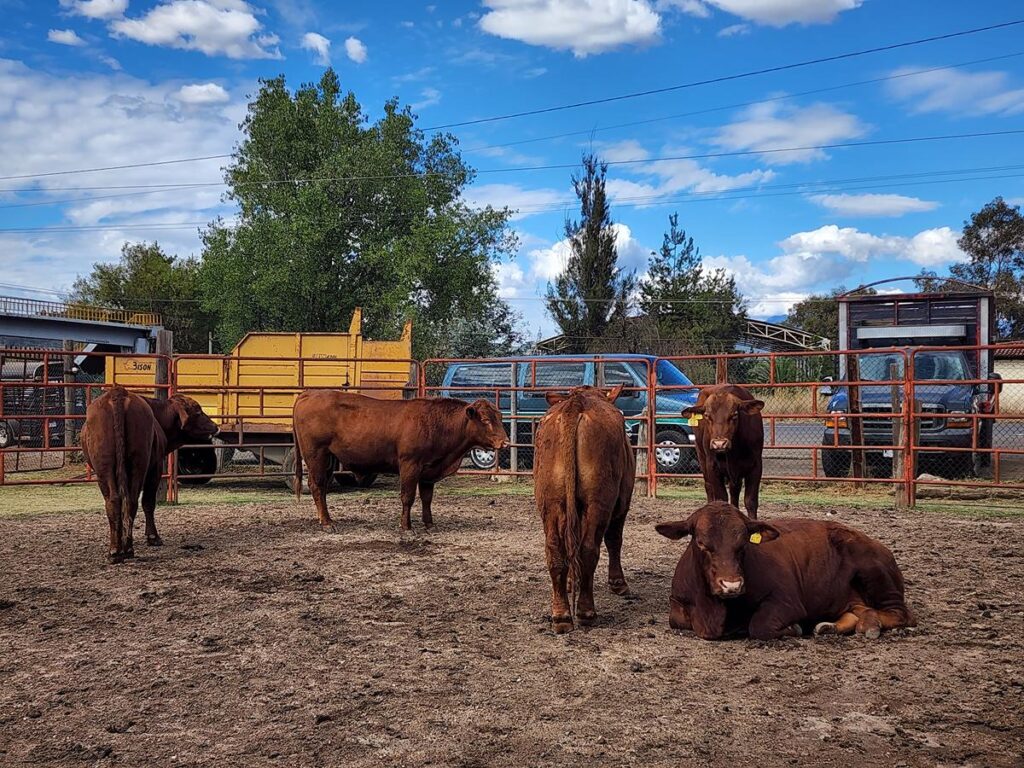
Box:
left=0, top=359, right=72, bottom=449
left=440, top=355, right=700, bottom=474
left=820, top=287, right=1000, bottom=478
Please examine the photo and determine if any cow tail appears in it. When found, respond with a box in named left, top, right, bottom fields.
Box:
left=292, top=428, right=303, bottom=501
left=110, top=387, right=131, bottom=535
left=563, top=406, right=584, bottom=609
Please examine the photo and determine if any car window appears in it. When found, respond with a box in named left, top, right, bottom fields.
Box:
left=448, top=363, right=514, bottom=400
left=602, top=362, right=639, bottom=387
left=527, top=362, right=587, bottom=388
left=915, top=352, right=969, bottom=380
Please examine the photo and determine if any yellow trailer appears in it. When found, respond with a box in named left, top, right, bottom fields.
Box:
left=107, top=309, right=413, bottom=485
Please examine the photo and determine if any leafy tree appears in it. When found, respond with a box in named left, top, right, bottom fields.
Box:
left=785, top=286, right=877, bottom=351
left=917, top=197, right=1024, bottom=339
left=545, top=154, right=636, bottom=353
left=69, top=242, right=214, bottom=353
left=638, top=213, right=747, bottom=353
left=199, top=70, right=523, bottom=359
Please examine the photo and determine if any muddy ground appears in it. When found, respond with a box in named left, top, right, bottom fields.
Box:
left=1, top=484, right=1022, bottom=767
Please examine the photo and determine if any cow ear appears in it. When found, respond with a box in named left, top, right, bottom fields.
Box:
left=604, top=384, right=623, bottom=402
left=545, top=391, right=569, bottom=406
left=170, top=395, right=191, bottom=426
left=680, top=406, right=705, bottom=419
left=655, top=520, right=693, bottom=540
left=745, top=519, right=780, bottom=543
left=741, top=400, right=765, bottom=415
left=465, top=405, right=478, bottom=421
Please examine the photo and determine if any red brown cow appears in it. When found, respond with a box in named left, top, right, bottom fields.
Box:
left=655, top=501, right=915, bottom=640
left=682, top=384, right=764, bottom=519
left=534, top=385, right=635, bottom=634
left=81, top=386, right=218, bottom=563
left=292, top=391, right=509, bottom=531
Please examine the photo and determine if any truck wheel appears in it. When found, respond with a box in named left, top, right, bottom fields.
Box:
left=0, top=422, right=12, bottom=449
left=822, top=449, right=851, bottom=478
left=468, top=446, right=498, bottom=470
left=282, top=448, right=310, bottom=494
left=177, top=446, right=217, bottom=485
left=654, top=429, right=691, bottom=474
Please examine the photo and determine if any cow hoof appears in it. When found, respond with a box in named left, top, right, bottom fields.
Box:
left=609, top=579, right=631, bottom=597
left=552, top=615, right=574, bottom=634
left=577, top=610, right=596, bottom=627
left=785, top=623, right=803, bottom=637
left=814, top=622, right=838, bottom=636
left=146, top=536, right=163, bottom=547
left=108, top=553, right=125, bottom=565
left=860, top=624, right=882, bottom=640
left=320, top=522, right=338, bottom=533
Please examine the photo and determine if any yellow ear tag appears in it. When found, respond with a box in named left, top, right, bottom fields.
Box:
left=688, top=413, right=703, bottom=427
left=749, top=532, right=763, bottom=545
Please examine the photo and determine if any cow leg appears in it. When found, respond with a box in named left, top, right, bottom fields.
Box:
left=103, top=494, right=125, bottom=564
left=398, top=467, right=418, bottom=531
left=748, top=604, right=797, bottom=640
left=576, top=513, right=606, bottom=626
left=743, top=466, right=762, bottom=519
left=728, top=477, right=743, bottom=510
left=305, top=448, right=336, bottom=531
left=604, top=512, right=630, bottom=596
left=814, top=611, right=859, bottom=636
left=669, top=597, right=692, bottom=631
left=418, top=481, right=435, bottom=529
left=543, top=509, right=573, bottom=633
left=121, top=493, right=138, bottom=561
left=142, top=460, right=163, bottom=547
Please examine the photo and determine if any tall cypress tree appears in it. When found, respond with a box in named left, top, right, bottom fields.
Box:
left=545, top=154, right=635, bottom=353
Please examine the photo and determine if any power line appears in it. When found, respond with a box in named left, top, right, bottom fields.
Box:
left=462, top=51, right=1024, bottom=154
left=0, top=154, right=230, bottom=182
left=422, top=19, right=1024, bottom=130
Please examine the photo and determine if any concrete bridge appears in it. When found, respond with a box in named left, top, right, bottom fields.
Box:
left=0, top=295, right=162, bottom=353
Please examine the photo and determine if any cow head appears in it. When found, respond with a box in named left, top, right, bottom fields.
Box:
left=655, top=502, right=779, bottom=598
left=545, top=384, right=623, bottom=406
left=170, top=394, right=219, bottom=440
left=465, top=399, right=510, bottom=450
left=681, top=390, right=764, bottom=454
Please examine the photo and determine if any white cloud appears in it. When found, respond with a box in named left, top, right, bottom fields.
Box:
left=673, top=0, right=862, bottom=25
left=886, top=66, right=1024, bottom=117
left=479, top=0, right=661, bottom=57
left=344, top=36, right=367, bottom=63
left=173, top=82, right=231, bottom=105
left=0, top=58, right=240, bottom=289
left=593, top=139, right=650, bottom=163
left=714, top=101, right=867, bottom=164
left=717, top=22, right=749, bottom=36
left=809, top=193, right=940, bottom=218
left=465, top=183, right=567, bottom=220
left=48, top=29, right=87, bottom=46
left=60, top=0, right=128, bottom=20
left=705, top=224, right=965, bottom=314
left=492, top=260, right=530, bottom=298
left=527, top=223, right=650, bottom=281
left=411, top=87, right=441, bottom=111
left=110, top=1, right=282, bottom=60
left=658, top=0, right=710, bottom=18
left=301, top=32, right=331, bottom=64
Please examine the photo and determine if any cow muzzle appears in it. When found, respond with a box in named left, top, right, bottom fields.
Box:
left=710, top=439, right=730, bottom=453
left=716, top=578, right=744, bottom=597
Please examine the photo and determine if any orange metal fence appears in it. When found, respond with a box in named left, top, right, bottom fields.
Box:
left=2, top=345, right=1022, bottom=506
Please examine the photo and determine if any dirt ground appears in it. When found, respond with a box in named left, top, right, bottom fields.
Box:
left=1, top=482, right=1022, bottom=768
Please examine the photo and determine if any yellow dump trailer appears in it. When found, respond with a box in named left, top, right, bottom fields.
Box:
left=108, top=309, right=413, bottom=485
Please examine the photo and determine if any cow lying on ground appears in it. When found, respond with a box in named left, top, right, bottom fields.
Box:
left=682, top=384, right=764, bottom=519
left=534, top=385, right=635, bottom=634
left=655, top=501, right=914, bottom=640
left=81, top=386, right=218, bottom=563
left=292, top=391, right=509, bottom=531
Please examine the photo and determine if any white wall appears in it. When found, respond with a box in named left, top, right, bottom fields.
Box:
left=994, top=359, right=1024, bottom=414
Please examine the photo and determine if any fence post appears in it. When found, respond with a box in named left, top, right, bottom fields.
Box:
left=63, top=339, right=76, bottom=452
left=890, top=361, right=906, bottom=509
left=848, top=354, right=865, bottom=487
left=509, top=362, right=518, bottom=477
left=155, top=330, right=175, bottom=504
left=715, top=355, right=728, bottom=385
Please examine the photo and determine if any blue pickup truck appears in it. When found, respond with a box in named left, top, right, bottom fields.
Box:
left=440, top=354, right=700, bottom=473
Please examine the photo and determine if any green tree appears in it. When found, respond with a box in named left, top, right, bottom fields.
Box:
left=545, top=154, right=635, bottom=353
left=199, top=70, right=522, bottom=358
left=917, top=197, right=1024, bottom=339
left=786, top=285, right=876, bottom=351
left=69, top=241, right=214, bottom=353
left=638, top=213, right=747, bottom=353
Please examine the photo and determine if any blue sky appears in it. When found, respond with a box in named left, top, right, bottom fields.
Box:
left=1, top=0, right=1023, bottom=339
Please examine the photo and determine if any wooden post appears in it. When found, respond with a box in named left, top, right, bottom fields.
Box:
left=848, top=354, right=865, bottom=487
left=890, top=361, right=906, bottom=508
left=63, top=339, right=76, bottom=450
left=509, top=362, right=518, bottom=478
left=154, top=330, right=174, bottom=503
left=715, top=355, right=728, bottom=385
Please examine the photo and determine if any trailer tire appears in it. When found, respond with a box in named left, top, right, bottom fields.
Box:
left=282, top=448, right=310, bottom=494
left=822, top=448, right=851, bottom=478
left=177, top=445, right=217, bottom=485
left=0, top=421, right=13, bottom=449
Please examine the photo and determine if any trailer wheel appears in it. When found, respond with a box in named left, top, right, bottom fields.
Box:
left=821, top=449, right=851, bottom=478
left=282, top=448, right=310, bottom=494
left=0, top=421, right=12, bottom=449
left=177, top=446, right=217, bottom=485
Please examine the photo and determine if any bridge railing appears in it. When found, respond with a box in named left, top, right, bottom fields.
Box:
left=0, top=295, right=161, bottom=326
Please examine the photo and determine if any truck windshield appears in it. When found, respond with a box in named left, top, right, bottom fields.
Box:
left=655, top=360, right=694, bottom=388
left=857, top=351, right=970, bottom=381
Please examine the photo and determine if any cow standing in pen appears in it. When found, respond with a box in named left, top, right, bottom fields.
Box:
left=534, top=385, right=635, bottom=634
left=292, top=390, right=509, bottom=531
left=81, top=385, right=218, bottom=563
left=655, top=501, right=915, bottom=640
left=683, top=383, right=765, bottom=519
